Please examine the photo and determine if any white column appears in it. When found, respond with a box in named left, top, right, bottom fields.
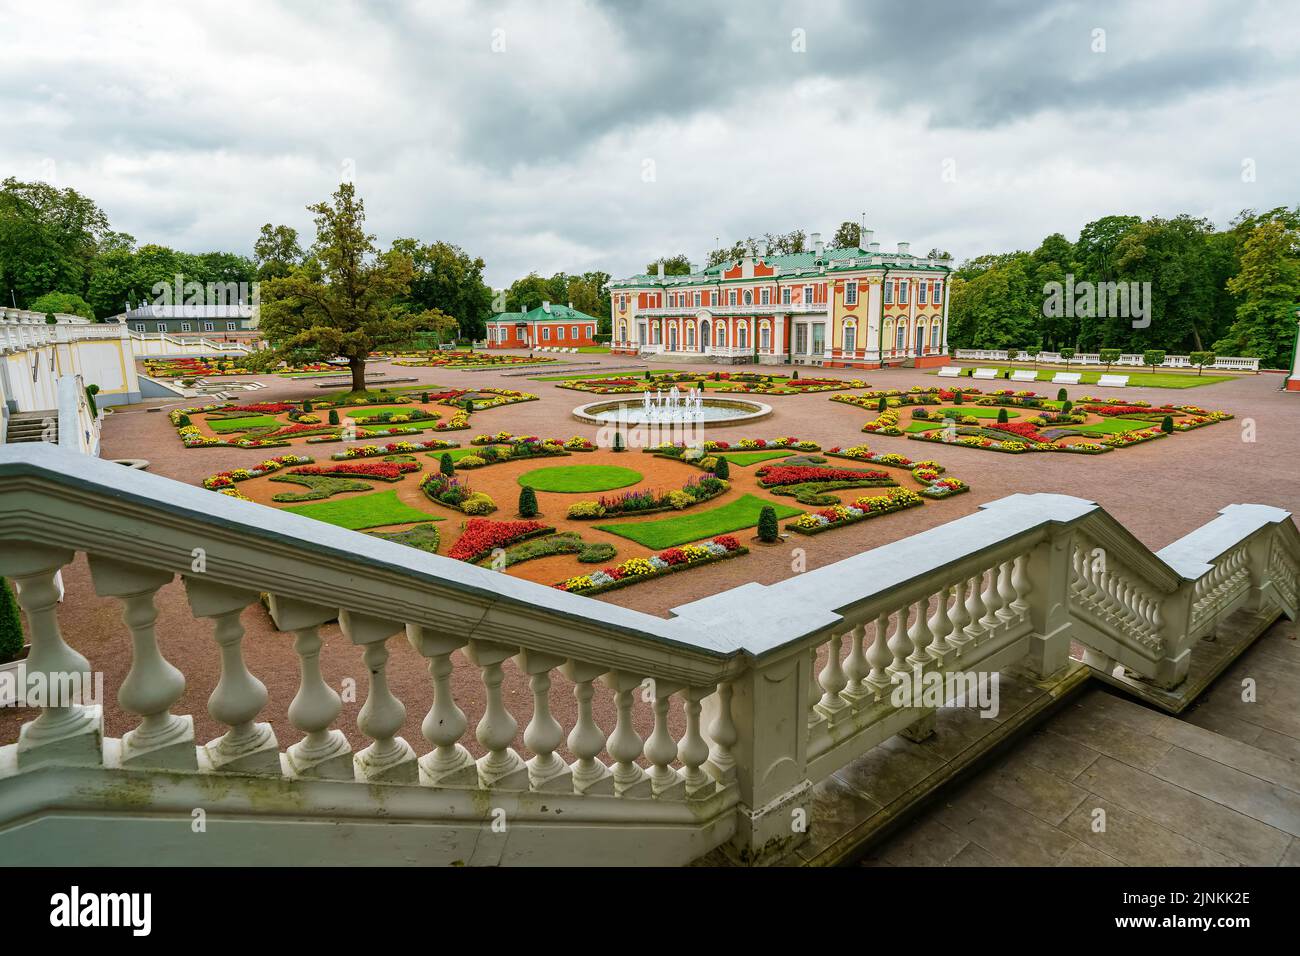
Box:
left=88, top=556, right=195, bottom=770
left=339, top=610, right=418, bottom=783
left=941, top=277, right=951, bottom=351
left=1, top=545, right=103, bottom=769
left=268, top=595, right=352, bottom=779
left=407, top=625, right=478, bottom=786
left=561, top=659, right=614, bottom=794
left=465, top=639, right=529, bottom=789
left=516, top=648, right=572, bottom=792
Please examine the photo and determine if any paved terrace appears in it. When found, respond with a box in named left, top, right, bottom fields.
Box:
left=3, top=351, right=1296, bottom=778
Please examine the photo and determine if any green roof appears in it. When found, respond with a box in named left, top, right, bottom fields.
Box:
left=701, top=246, right=870, bottom=275
left=496, top=303, right=601, bottom=324
left=614, top=245, right=950, bottom=288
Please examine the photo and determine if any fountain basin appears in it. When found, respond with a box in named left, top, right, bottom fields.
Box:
left=572, top=396, right=772, bottom=428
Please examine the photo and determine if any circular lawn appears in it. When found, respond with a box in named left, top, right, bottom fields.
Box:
left=517, top=464, right=644, bottom=493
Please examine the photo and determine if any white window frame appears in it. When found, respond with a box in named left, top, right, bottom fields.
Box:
left=845, top=281, right=858, bottom=306
left=782, top=287, right=791, bottom=305
left=884, top=282, right=893, bottom=304
left=919, top=282, right=928, bottom=305
left=760, top=288, right=770, bottom=305
left=156, top=323, right=166, bottom=332
left=180, top=322, right=192, bottom=332
left=899, top=281, right=909, bottom=304
left=802, top=285, right=813, bottom=303
left=728, top=289, right=737, bottom=306
left=542, top=327, right=550, bottom=341
left=557, top=326, right=565, bottom=339
left=203, top=321, right=214, bottom=331
left=571, top=325, right=579, bottom=338
left=226, top=321, right=237, bottom=330
left=133, top=323, right=145, bottom=333
left=743, top=290, right=752, bottom=306
left=694, top=292, right=701, bottom=307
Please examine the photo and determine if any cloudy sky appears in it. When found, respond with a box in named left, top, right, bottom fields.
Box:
left=2, top=0, right=1297, bottom=286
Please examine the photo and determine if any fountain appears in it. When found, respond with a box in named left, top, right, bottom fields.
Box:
left=572, top=386, right=771, bottom=429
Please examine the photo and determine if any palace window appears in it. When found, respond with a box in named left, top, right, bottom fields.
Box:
left=728, top=290, right=737, bottom=306
left=710, top=291, right=718, bottom=306
left=760, top=288, right=770, bottom=305
left=802, top=284, right=813, bottom=303
left=557, top=327, right=565, bottom=339
left=782, top=287, right=791, bottom=305
left=687, top=324, right=695, bottom=347
left=760, top=324, right=770, bottom=351
left=180, top=323, right=191, bottom=332
left=843, top=323, right=856, bottom=353
left=134, top=323, right=145, bottom=332
left=542, top=328, right=550, bottom=340
left=156, top=323, right=166, bottom=332
left=743, top=290, right=752, bottom=305
left=203, top=322, right=214, bottom=331
left=919, top=282, right=927, bottom=305
left=694, top=292, right=701, bottom=307
left=899, top=281, right=909, bottom=304
left=845, top=281, right=858, bottom=306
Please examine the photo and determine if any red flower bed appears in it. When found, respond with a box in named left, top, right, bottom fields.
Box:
left=988, top=421, right=1043, bottom=440
left=449, top=518, right=552, bottom=562
left=712, top=535, right=741, bottom=552
left=1086, top=404, right=1173, bottom=417
left=225, top=402, right=296, bottom=414
left=266, top=423, right=337, bottom=438
left=288, top=461, right=420, bottom=481
left=756, top=465, right=889, bottom=487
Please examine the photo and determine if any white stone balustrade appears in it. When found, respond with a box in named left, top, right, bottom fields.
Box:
left=0, top=446, right=1296, bottom=866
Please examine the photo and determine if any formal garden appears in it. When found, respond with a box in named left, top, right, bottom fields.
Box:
left=197, top=422, right=972, bottom=596
left=832, top=386, right=1233, bottom=454
left=553, top=369, right=869, bottom=395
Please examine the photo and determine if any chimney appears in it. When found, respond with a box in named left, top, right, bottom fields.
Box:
left=862, top=229, right=874, bottom=247
left=542, top=300, right=551, bottom=313
left=812, top=232, right=824, bottom=259
left=869, top=242, right=881, bottom=253
left=657, top=261, right=665, bottom=280
left=568, top=301, right=573, bottom=310
left=898, top=241, right=910, bottom=256
left=756, top=239, right=768, bottom=258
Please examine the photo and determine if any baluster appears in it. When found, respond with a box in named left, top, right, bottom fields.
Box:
left=816, top=631, right=848, bottom=718
left=268, top=595, right=350, bottom=779
left=89, top=557, right=194, bottom=770
left=964, top=573, right=987, bottom=645
left=996, top=560, right=1017, bottom=623
left=407, top=626, right=478, bottom=787
left=865, top=610, right=893, bottom=689
left=680, top=685, right=717, bottom=798
left=2, top=546, right=102, bottom=768
left=807, top=644, right=824, bottom=726
left=704, top=679, right=737, bottom=787
left=514, top=650, right=572, bottom=792
left=185, top=577, right=279, bottom=774
left=1011, top=553, right=1032, bottom=615
left=561, top=660, right=614, bottom=794
left=886, top=603, right=915, bottom=677
left=645, top=680, right=685, bottom=799
left=603, top=671, right=651, bottom=797
left=948, top=578, right=972, bottom=653
left=465, top=639, right=528, bottom=789
left=980, top=566, right=1002, bottom=632
left=340, top=611, right=417, bottom=783
left=928, top=586, right=954, bottom=660
left=842, top=623, right=870, bottom=704
left=907, top=596, right=934, bottom=668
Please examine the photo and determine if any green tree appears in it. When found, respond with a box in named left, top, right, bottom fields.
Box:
left=0, top=177, right=108, bottom=307
left=713, top=457, right=730, bottom=479
left=645, top=254, right=693, bottom=276
left=0, top=577, right=23, bottom=662
left=1099, top=348, right=1121, bottom=371
left=518, top=486, right=539, bottom=518
left=1189, top=350, right=1216, bottom=375
left=253, top=224, right=304, bottom=281
left=830, top=221, right=861, bottom=249
left=1142, top=349, right=1167, bottom=376
left=27, top=291, right=94, bottom=320
left=757, top=506, right=779, bottom=543
left=258, top=183, right=420, bottom=393
left=391, top=238, right=493, bottom=339
left=439, top=453, right=455, bottom=477
left=1214, top=219, right=1300, bottom=367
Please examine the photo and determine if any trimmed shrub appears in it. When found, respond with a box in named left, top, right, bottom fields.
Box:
left=792, top=369, right=800, bottom=380
left=567, top=500, right=607, bottom=519
left=518, top=486, right=539, bottom=517
left=612, top=431, right=625, bottom=452
left=1062, top=400, right=1073, bottom=414
left=461, top=492, right=497, bottom=515
left=877, top=396, right=888, bottom=413
left=953, top=391, right=964, bottom=405
left=1161, top=415, right=1174, bottom=434
left=997, top=408, right=1009, bottom=424
left=757, top=506, right=779, bottom=543
left=0, top=577, right=23, bottom=662
left=328, top=409, right=340, bottom=425
left=439, top=452, right=455, bottom=477
left=302, top=400, right=313, bottom=413
left=712, top=456, right=730, bottom=479
left=1057, top=388, right=1068, bottom=402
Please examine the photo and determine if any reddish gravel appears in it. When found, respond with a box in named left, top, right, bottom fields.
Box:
left=3, top=353, right=1296, bottom=769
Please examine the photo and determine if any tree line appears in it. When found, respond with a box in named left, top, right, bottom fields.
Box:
left=947, top=209, right=1300, bottom=368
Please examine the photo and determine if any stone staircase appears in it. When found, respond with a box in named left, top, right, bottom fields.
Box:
left=857, top=617, right=1300, bottom=866
left=4, top=409, right=57, bottom=444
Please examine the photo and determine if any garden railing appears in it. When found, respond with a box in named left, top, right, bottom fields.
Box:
left=0, top=443, right=1295, bottom=865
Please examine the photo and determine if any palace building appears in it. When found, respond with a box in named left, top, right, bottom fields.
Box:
left=607, top=231, right=954, bottom=369
left=486, top=301, right=601, bottom=349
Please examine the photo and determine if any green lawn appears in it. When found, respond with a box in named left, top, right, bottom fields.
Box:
left=1065, top=418, right=1155, bottom=436
left=577, top=346, right=611, bottom=353
left=207, top=414, right=281, bottom=434
left=518, top=464, right=644, bottom=493
left=595, top=493, right=802, bottom=549
left=283, top=489, right=440, bottom=530
left=431, top=445, right=511, bottom=462
left=716, top=450, right=795, bottom=466
left=932, top=366, right=1234, bottom=389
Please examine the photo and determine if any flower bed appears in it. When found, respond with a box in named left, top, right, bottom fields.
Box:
left=645, top=436, right=822, bottom=464
left=556, top=536, right=746, bottom=595
left=822, top=446, right=972, bottom=499
left=787, top=489, right=924, bottom=534
left=447, top=518, right=555, bottom=562
left=202, top=455, right=314, bottom=491
left=286, top=460, right=422, bottom=482
left=755, top=464, right=891, bottom=488
left=420, top=472, right=496, bottom=515
left=566, top=474, right=729, bottom=519
left=331, top=439, right=459, bottom=460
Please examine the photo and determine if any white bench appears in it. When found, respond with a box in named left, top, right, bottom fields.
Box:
left=1051, top=372, right=1082, bottom=385
left=937, top=366, right=962, bottom=378
left=1010, top=370, right=1038, bottom=383
left=1096, top=374, right=1129, bottom=388
left=972, top=367, right=1000, bottom=380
